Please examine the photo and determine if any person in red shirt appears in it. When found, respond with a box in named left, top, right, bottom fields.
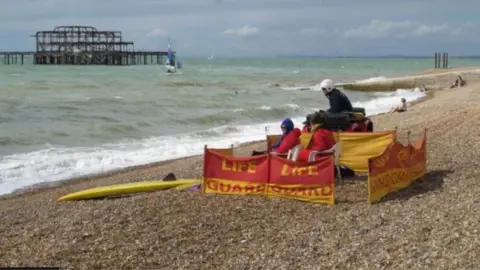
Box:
left=271, top=118, right=301, bottom=155
left=297, top=112, right=336, bottom=161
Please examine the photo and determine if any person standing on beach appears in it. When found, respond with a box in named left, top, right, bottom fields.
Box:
left=319, top=79, right=353, bottom=113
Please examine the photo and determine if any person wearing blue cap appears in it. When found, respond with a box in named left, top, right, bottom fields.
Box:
left=271, top=118, right=301, bottom=155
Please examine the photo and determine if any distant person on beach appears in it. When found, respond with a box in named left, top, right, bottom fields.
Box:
left=271, top=118, right=301, bottom=155
left=420, top=84, right=428, bottom=92
left=450, top=76, right=466, bottom=88
left=319, top=79, right=353, bottom=113
left=390, top=98, right=407, bottom=113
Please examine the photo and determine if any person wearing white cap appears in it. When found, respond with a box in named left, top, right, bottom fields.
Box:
left=319, top=79, right=353, bottom=113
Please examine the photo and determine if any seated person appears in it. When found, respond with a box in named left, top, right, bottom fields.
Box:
left=302, top=114, right=313, bottom=133
left=420, top=84, right=428, bottom=92
left=271, top=118, right=301, bottom=155
left=319, top=79, right=353, bottom=113
left=390, top=98, right=407, bottom=113
left=450, top=76, right=466, bottom=88
left=297, top=112, right=336, bottom=162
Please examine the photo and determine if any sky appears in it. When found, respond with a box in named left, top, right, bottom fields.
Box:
left=1, top=0, right=480, bottom=57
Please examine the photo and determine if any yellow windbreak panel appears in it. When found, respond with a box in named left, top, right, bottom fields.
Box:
left=333, top=131, right=396, bottom=173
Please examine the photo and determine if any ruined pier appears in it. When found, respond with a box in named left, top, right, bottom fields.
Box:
left=0, top=26, right=171, bottom=66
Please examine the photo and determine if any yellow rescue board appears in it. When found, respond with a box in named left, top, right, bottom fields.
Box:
left=57, top=179, right=202, bottom=202
left=175, top=182, right=202, bottom=190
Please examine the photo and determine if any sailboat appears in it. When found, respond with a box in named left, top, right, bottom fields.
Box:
left=164, top=38, right=183, bottom=73
left=208, top=52, right=215, bottom=61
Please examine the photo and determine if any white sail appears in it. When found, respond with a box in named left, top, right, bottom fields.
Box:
left=164, top=37, right=182, bottom=73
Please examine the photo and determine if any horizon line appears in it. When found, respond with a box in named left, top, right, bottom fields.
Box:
left=179, top=55, right=480, bottom=59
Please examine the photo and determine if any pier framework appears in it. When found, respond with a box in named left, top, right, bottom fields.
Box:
left=0, top=25, right=170, bottom=65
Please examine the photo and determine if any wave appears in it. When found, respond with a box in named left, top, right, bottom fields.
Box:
left=0, top=121, right=290, bottom=195
left=355, top=76, right=388, bottom=83
left=165, top=81, right=205, bottom=87
left=0, top=137, right=34, bottom=147
left=354, top=87, right=425, bottom=116
left=282, top=76, right=390, bottom=92
left=0, top=89, right=426, bottom=196
left=281, top=85, right=314, bottom=91
left=178, top=103, right=305, bottom=127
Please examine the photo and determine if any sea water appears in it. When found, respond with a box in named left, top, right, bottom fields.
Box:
left=1, top=57, right=478, bottom=195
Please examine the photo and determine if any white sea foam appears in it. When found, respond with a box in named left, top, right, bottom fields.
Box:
left=355, top=87, right=425, bottom=116
left=355, top=76, right=388, bottom=83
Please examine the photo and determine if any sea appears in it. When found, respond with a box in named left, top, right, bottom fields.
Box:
left=1, top=57, right=478, bottom=195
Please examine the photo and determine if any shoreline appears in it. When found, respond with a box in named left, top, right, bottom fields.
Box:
left=340, top=67, right=480, bottom=91
left=1, top=90, right=433, bottom=200
left=0, top=140, right=264, bottom=200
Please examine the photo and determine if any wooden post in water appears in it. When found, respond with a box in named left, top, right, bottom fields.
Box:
left=434, top=52, right=438, bottom=68
left=437, top=52, right=441, bottom=69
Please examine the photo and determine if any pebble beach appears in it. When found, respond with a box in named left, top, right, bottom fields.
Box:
left=1, top=71, right=480, bottom=269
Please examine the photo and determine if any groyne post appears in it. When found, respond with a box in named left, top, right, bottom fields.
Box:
left=437, top=52, right=440, bottom=69
left=439, top=52, right=442, bottom=68
left=434, top=52, right=449, bottom=69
